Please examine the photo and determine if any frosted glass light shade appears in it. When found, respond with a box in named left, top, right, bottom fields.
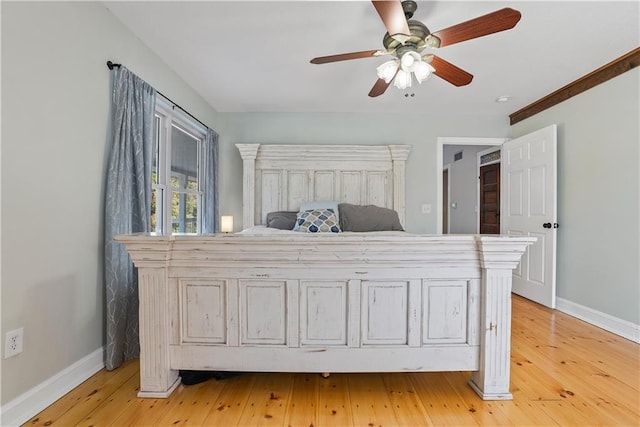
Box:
left=400, top=51, right=420, bottom=71
left=413, top=61, right=435, bottom=83
left=393, top=69, right=412, bottom=89
left=376, top=60, right=399, bottom=83
left=220, top=215, right=233, bottom=233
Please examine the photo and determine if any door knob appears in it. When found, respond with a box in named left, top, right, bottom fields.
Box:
left=543, top=222, right=558, bottom=229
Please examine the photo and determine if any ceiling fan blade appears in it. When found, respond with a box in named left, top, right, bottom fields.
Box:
left=310, top=49, right=382, bottom=64
left=368, top=77, right=392, bottom=97
left=372, top=0, right=411, bottom=43
left=369, top=67, right=398, bottom=97
left=428, top=8, right=521, bottom=48
left=425, top=55, right=473, bottom=86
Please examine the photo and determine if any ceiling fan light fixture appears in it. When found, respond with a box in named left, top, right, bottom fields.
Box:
left=399, top=50, right=421, bottom=72
left=413, top=60, right=435, bottom=83
left=393, top=69, right=412, bottom=90
left=376, top=60, right=399, bottom=83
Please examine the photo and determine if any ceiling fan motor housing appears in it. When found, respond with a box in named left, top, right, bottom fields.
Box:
left=383, top=19, right=430, bottom=57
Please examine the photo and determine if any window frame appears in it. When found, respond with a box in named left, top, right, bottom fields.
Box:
left=152, top=97, right=207, bottom=235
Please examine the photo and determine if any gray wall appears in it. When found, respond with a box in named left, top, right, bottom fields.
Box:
left=217, top=113, right=509, bottom=234
left=510, top=69, right=640, bottom=325
left=1, top=1, right=219, bottom=404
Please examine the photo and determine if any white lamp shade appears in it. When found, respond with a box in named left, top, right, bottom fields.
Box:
left=376, top=60, right=398, bottom=83
left=393, top=69, right=412, bottom=89
left=220, top=216, right=234, bottom=233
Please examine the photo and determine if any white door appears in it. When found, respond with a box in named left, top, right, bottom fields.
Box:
left=501, top=125, right=558, bottom=308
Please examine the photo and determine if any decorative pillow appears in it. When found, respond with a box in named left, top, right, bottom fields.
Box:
left=295, top=208, right=341, bottom=233
left=338, top=203, right=404, bottom=232
left=266, top=211, right=298, bottom=230
left=293, top=201, right=340, bottom=231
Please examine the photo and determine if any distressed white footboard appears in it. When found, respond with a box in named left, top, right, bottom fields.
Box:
left=116, top=233, right=534, bottom=400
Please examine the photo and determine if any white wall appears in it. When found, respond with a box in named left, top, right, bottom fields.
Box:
left=510, top=69, right=640, bottom=325
left=1, top=1, right=219, bottom=406
left=217, top=113, right=509, bottom=234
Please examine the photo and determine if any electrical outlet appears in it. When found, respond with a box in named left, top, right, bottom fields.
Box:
left=5, top=328, right=24, bottom=358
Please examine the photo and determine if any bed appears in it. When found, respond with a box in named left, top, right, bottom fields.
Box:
left=116, top=143, right=535, bottom=400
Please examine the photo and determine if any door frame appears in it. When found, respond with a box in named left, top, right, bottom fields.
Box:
left=442, top=163, right=451, bottom=233
left=436, top=137, right=508, bottom=234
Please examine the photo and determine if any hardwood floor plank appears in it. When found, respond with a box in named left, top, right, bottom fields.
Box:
left=381, top=372, right=435, bottom=426
left=409, top=372, right=479, bottom=426
left=533, top=400, right=604, bottom=426
left=509, top=348, right=567, bottom=401
left=316, top=373, right=353, bottom=427
left=493, top=399, right=560, bottom=427
left=444, top=372, right=555, bottom=426
left=107, top=396, right=174, bottom=427
left=236, top=372, right=293, bottom=426
left=512, top=296, right=638, bottom=362
left=201, top=373, right=256, bottom=426
left=514, top=326, right=640, bottom=414
left=153, top=378, right=227, bottom=426
left=284, top=373, right=318, bottom=427
left=74, top=372, right=140, bottom=427
left=347, top=373, right=398, bottom=427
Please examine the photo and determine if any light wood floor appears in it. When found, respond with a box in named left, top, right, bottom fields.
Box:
left=25, top=296, right=639, bottom=426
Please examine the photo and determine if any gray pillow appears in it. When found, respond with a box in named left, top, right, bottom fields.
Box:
left=266, top=211, right=298, bottom=230
left=338, top=203, right=404, bottom=232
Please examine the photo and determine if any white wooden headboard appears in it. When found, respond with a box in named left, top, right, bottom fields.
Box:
left=236, top=144, right=411, bottom=229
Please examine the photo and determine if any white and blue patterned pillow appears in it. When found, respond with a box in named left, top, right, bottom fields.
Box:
left=293, top=201, right=339, bottom=231
left=296, top=208, right=341, bottom=233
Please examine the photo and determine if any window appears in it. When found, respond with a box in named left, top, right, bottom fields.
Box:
left=151, top=99, right=207, bottom=234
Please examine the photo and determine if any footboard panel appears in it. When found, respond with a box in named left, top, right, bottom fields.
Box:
left=171, top=346, right=479, bottom=372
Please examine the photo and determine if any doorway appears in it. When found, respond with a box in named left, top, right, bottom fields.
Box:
left=436, top=126, right=558, bottom=309
left=436, top=137, right=507, bottom=234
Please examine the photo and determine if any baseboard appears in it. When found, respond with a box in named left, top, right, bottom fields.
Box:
left=556, top=297, right=640, bottom=343
left=1, top=347, right=105, bottom=427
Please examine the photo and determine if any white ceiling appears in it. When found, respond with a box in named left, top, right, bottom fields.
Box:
left=104, top=1, right=639, bottom=116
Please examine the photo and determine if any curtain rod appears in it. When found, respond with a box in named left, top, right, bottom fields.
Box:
left=107, top=61, right=209, bottom=130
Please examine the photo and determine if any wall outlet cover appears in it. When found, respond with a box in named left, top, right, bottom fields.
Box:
left=5, top=328, right=24, bottom=358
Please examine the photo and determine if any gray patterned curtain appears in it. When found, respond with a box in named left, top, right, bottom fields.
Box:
left=202, top=128, right=219, bottom=233
left=104, top=66, right=156, bottom=370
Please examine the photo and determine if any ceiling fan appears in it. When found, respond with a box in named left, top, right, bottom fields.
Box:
left=310, top=0, right=521, bottom=97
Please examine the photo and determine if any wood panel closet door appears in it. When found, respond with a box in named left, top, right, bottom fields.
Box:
left=479, top=162, right=500, bottom=234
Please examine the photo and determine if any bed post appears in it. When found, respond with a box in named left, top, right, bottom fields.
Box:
left=236, top=144, right=260, bottom=229
left=470, top=236, right=534, bottom=400
left=114, top=236, right=180, bottom=398
left=388, top=145, right=411, bottom=227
